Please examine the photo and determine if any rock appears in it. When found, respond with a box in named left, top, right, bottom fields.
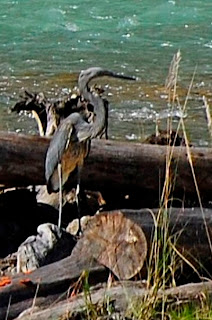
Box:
left=17, top=223, right=76, bottom=273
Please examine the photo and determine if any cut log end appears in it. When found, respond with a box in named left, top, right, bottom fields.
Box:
left=71, top=211, right=147, bottom=280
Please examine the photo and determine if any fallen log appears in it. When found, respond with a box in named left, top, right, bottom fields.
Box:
left=0, top=208, right=212, bottom=319
left=0, top=132, right=48, bottom=187
left=0, top=131, right=212, bottom=203
left=15, top=280, right=212, bottom=320
left=71, top=212, right=147, bottom=280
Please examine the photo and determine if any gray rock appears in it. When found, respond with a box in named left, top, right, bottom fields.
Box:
left=17, top=223, right=75, bottom=273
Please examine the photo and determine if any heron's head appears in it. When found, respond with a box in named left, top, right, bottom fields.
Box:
left=78, top=67, right=105, bottom=91
left=78, top=67, right=137, bottom=93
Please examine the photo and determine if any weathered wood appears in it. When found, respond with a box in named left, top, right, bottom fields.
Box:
left=71, top=211, right=147, bottom=280
left=14, top=280, right=212, bottom=320
left=0, top=254, right=106, bottom=320
left=122, top=208, right=212, bottom=275
left=0, top=131, right=212, bottom=200
left=0, top=132, right=48, bottom=187
left=0, top=208, right=211, bottom=319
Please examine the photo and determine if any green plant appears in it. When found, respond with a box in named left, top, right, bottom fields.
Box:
left=80, top=271, right=116, bottom=320
left=169, top=301, right=212, bottom=320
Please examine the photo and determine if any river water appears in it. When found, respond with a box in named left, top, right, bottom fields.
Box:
left=0, top=0, right=212, bottom=146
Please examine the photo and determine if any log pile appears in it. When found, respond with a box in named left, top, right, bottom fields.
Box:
left=0, top=207, right=212, bottom=319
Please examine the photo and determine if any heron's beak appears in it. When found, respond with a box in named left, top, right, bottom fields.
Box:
left=79, top=67, right=137, bottom=85
left=96, top=69, right=137, bottom=82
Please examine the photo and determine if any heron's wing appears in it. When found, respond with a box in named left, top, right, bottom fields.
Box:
left=45, top=119, right=74, bottom=185
left=45, top=113, right=92, bottom=185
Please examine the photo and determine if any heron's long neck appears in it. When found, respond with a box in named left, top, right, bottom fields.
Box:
left=82, top=89, right=106, bottom=138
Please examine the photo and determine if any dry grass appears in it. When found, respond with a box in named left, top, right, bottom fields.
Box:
left=126, top=50, right=212, bottom=320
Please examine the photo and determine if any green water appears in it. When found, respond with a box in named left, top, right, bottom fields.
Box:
left=0, top=0, right=212, bottom=145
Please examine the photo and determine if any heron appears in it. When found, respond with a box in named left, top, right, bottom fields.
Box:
left=45, top=67, right=136, bottom=228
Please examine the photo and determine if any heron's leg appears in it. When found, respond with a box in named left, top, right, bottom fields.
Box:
left=58, top=163, right=63, bottom=229
left=75, top=165, right=83, bottom=235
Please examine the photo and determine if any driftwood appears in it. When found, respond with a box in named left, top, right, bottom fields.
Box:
left=0, top=208, right=212, bottom=319
left=15, top=280, right=212, bottom=320
left=0, top=132, right=48, bottom=187
left=36, top=184, right=106, bottom=214
left=15, top=212, right=147, bottom=279
left=1, top=131, right=212, bottom=204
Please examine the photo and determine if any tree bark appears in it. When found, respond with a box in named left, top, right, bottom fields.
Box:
left=0, top=132, right=48, bottom=187
left=0, top=208, right=212, bottom=319
left=0, top=131, right=212, bottom=201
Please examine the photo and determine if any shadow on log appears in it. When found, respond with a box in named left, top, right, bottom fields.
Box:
left=0, top=189, right=60, bottom=258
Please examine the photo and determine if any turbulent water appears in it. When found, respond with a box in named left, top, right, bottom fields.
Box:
left=0, top=0, right=212, bottom=145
